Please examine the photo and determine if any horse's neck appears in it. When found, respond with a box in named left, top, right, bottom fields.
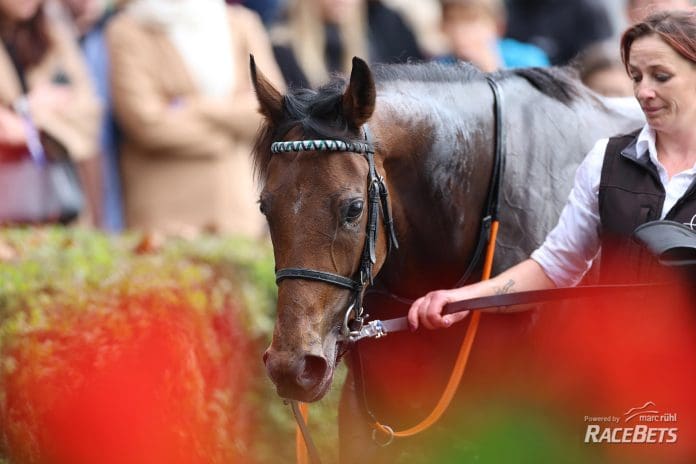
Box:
left=371, top=78, right=644, bottom=296
left=478, top=79, right=644, bottom=273
left=372, top=82, right=496, bottom=296
left=506, top=85, right=643, bottom=156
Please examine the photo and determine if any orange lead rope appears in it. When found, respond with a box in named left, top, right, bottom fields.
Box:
left=368, top=76, right=505, bottom=442
left=371, top=220, right=499, bottom=442
left=295, top=402, right=310, bottom=464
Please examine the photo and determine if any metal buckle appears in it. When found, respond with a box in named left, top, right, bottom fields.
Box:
left=340, top=319, right=387, bottom=343
left=360, top=269, right=369, bottom=287
left=359, top=320, right=386, bottom=341
left=341, top=302, right=363, bottom=339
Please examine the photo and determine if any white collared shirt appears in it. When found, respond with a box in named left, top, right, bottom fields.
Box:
left=530, top=124, right=696, bottom=287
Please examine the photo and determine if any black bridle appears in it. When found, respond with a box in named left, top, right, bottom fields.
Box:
left=271, top=127, right=399, bottom=339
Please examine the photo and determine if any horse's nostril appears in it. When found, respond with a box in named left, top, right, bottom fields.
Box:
left=296, top=355, right=328, bottom=391
left=264, top=351, right=331, bottom=399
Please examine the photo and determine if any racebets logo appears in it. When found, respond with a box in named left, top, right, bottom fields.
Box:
left=583, top=401, right=678, bottom=444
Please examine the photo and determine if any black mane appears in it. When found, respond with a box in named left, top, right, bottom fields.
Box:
left=252, top=61, right=583, bottom=182
left=376, top=61, right=581, bottom=105
left=511, top=66, right=582, bottom=105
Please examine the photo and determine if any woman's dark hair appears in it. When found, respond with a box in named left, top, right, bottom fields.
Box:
left=620, top=9, right=696, bottom=73
left=0, top=6, right=52, bottom=73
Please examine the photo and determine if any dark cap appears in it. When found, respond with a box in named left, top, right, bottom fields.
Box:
left=633, top=220, right=696, bottom=266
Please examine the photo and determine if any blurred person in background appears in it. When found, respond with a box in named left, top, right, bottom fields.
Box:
left=57, top=0, right=125, bottom=232
left=578, top=40, right=634, bottom=97
left=438, top=0, right=549, bottom=71
left=626, top=0, right=693, bottom=22
left=505, top=0, right=613, bottom=65
left=367, top=0, right=425, bottom=63
left=270, top=0, right=423, bottom=89
left=239, top=0, right=284, bottom=25
left=382, top=0, right=448, bottom=57
left=107, top=0, right=284, bottom=237
left=46, top=0, right=117, bottom=36
left=378, top=0, right=448, bottom=58
left=0, top=0, right=102, bottom=225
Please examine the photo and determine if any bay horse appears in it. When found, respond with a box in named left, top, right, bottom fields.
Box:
left=250, top=57, right=643, bottom=462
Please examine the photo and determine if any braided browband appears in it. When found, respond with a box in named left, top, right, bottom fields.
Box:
left=271, top=139, right=373, bottom=154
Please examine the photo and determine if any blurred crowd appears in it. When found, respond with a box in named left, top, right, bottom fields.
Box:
left=0, top=0, right=693, bottom=237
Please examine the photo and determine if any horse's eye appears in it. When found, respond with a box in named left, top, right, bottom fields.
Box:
left=258, top=200, right=268, bottom=216
left=344, top=200, right=364, bottom=223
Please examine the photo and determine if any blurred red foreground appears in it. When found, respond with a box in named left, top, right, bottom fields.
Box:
left=1, top=292, right=255, bottom=464
left=358, top=272, right=696, bottom=463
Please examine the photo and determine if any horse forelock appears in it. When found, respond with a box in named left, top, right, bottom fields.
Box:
left=252, top=76, right=366, bottom=185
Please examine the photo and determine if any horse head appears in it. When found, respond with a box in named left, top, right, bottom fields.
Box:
left=251, top=56, right=395, bottom=402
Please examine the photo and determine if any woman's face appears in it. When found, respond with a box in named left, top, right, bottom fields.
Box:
left=0, top=0, right=43, bottom=22
left=628, top=34, right=696, bottom=134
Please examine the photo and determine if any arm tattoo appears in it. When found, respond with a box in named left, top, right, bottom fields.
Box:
left=494, top=279, right=515, bottom=296
left=492, top=280, right=516, bottom=313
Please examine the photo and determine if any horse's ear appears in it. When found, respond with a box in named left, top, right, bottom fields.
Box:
left=342, top=57, right=376, bottom=129
left=250, top=54, right=283, bottom=124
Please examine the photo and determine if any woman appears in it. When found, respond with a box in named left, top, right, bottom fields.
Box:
left=107, top=0, right=284, bottom=236
left=409, top=9, right=696, bottom=330
left=0, top=0, right=101, bottom=224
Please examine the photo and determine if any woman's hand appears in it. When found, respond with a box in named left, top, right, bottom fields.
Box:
left=407, top=287, right=475, bottom=331
left=407, top=259, right=557, bottom=331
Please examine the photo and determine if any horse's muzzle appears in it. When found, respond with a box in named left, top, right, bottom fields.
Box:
left=263, top=349, right=332, bottom=402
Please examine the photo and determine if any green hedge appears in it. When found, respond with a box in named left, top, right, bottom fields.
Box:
left=0, top=227, right=343, bottom=464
